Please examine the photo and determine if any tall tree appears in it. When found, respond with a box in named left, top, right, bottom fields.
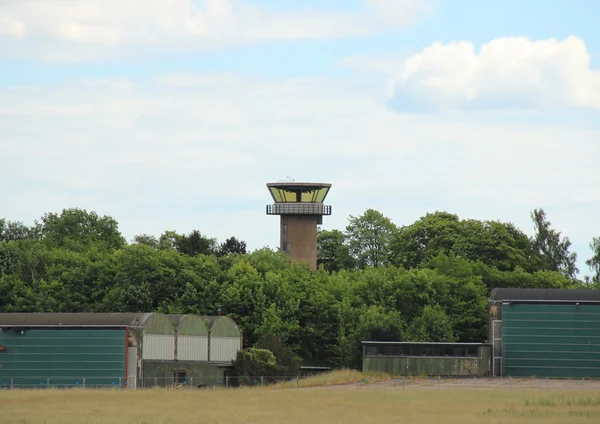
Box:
left=132, top=234, right=159, bottom=248
left=217, top=236, right=247, bottom=257
left=40, top=208, right=125, bottom=251
left=0, top=219, right=41, bottom=242
left=345, top=209, right=396, bottom=268
left=390, top=212, right=537, bottom=272
left=317, top=229, right=355, bottom=272
left=586, top=237, right=600, bottom=284
left=406, top=305, right=456, bottom=342
left=530, top=208, right=578, bottom=279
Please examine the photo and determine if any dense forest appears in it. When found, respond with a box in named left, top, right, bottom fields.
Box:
left=1, top=208, right=599, bottom=369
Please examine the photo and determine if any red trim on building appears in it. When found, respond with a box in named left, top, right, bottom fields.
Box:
left=124, top=326, right=129, bottom=389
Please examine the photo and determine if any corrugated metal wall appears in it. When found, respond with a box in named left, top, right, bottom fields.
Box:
left=0, top=329, right=125, bottom=387
left=210, top=336, right=240, bottom=362
left=502, top=303, right=600, bottom=377
left=142, top=334, right=175, bottom=360
left=177, top=336, right=208, bottom=361
left=363, top=347, right=490, bottom=377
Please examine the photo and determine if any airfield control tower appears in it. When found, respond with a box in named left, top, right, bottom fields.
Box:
left=266, top=181, right=332, bottom=271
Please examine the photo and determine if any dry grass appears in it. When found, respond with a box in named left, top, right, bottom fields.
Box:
left=274, top=369, right=391, bottom=388
left=2, top=379, right=600, bottom=424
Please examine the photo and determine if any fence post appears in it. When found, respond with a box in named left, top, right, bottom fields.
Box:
left=261, top=376, right=264, bottom=387
left=226, top=376, right=229, bottom=388
left=83, top=378, right=86, bottom=388
left=155, top=377, right=158, bottom=387
left=546, top=377, right=548, bottom=390
left=10, top=379, right=13, bottom=390
left=47, top=377, right=50, bottom=388
left=119, top=377, right=122, bottom=388
left=509, top=377, right=512, bottom=390
left=296, top=376, right=299, bottom=389
left=402, top=377, right=405, bottom=390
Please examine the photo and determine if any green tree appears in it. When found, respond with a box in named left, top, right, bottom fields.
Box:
left=40, top=208, right=125, bottom=251
left=255, top=333, right=301, bottom=376
left=317, top=229, right=355, bottom=272
left=406, top=305, right=456, bottom=342
left=175, top=230, right=217, bottom=256
left=217, top=236, right=247, bottom=256
left=0, top=219, right=41, bottom=242
left=345, top=209, right=396, bottom=268
left=132, top=234, right=159, bottom=248
left=586, top=237, right=600, bottom=284
left=232, top=348, right=282, bottom=384
left=390, top=212, right=537, bottom=272
left=530, top=208, right=578, bottom=278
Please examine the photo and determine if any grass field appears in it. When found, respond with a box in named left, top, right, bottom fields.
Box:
left=2, top=373, right=600, bottom=424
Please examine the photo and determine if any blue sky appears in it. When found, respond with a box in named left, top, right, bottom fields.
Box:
left=1, top=0, right=599, bottom=276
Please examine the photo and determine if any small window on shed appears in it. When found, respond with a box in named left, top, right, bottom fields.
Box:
left=365, top=346, right=378, bottom=356
left=432, top=347, right=444, bottom=357
left=453, top=348, right=465, bottom=357
left=411, top=347, right=423, bottom=356
left=466, top=347, right=477, bottom=357
left=173, top=370, right=187, bottom=384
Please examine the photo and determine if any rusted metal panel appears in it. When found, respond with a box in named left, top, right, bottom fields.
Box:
left=210, top=336, right=241, bottom=362
left=142, top=334, right=175, bottom=360
left=177, top=336, right=208, bottom=361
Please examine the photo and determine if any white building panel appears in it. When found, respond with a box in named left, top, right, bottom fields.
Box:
left=143, top=334, right=175, bottom=360
left=210, top=337, right=241, bottom=362
left=177, top=335, right=208, bottom=361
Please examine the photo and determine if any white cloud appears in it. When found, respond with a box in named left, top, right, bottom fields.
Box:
left=0, top=72, right=598, bottom=276
left=0, top=0, right=432, bottom=61
left=341, top=36, right=600, bottom=110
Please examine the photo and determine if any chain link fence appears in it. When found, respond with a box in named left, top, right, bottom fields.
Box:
left=2, top=375, right=599, bottom=391
left=0, top=375, right=305, bottom=390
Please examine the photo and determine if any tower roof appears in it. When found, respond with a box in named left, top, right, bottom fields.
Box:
left=266, top=181, right=331, bottom=203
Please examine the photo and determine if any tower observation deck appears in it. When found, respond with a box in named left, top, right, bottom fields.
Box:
left=266, top=181, right=332, bottom=270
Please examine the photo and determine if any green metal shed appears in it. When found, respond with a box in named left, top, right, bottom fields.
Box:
left=201, top=316, right=242, bottom=363
left=0, top=313, right=146, bottom=388
left=362, top=341, right=491, bottom=377
left=489, top=288, right=600, bottom=378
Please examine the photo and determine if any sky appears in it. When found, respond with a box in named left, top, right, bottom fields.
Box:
left=1, top=0, right=599, bottom=277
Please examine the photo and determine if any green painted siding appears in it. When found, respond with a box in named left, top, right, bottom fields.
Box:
left=205, top=317, right=240, bottom=338
left=502, top=303, right=600, bottom=377
left=176, top=315, right=209, bottom=336
left=0, top=329, right=125, bottom=388
left=142, top=360, right=225, bottom=387
left=362, top=344, right=491, bottom=376
left=143, top=314, right=175, bottom=335
left=363, top=354, right=490, bottom=376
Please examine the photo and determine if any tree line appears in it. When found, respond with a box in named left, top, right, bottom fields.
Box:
left=1, top=207, right=599, bottom=370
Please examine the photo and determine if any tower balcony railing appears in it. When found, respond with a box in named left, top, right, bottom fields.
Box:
left=266, top=203, right=332, bottom=216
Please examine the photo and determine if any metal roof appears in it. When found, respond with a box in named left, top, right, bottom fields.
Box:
left=490, top=288, right=600, bottom=303
left=361, top=341, right=489, bottom=346
left=0, top=313, right=153, bottom=327
left=266, top=182, right=331, bottom=188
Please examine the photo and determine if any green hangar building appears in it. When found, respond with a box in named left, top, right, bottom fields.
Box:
left=0, top=312, right=242, bottom=389
left=490, top=288, right=600, bottom=378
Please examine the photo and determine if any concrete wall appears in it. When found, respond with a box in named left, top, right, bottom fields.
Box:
left=280, top=215, right=319, bottom=270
